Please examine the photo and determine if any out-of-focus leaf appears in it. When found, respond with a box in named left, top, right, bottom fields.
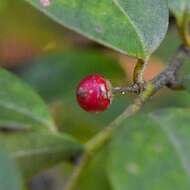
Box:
left=78, top=148, right=111, bottom=190
left=20, top=51, right=130, bottom=141
left=25, top=0, right=168, bottom=59
left=154, top=27, right=190, bottom=73
left=182, top=74, right=190, bottom=93
left=144, top=90, right=190, bottom=112
left=0, top=132, right=83, bottom=178
left=108, top=108, right=190, bottom=190
left=0, top=147, right=22, bottom=190
left=169, top=0, right=190, bottom=25
left=0, top=0, right=72, bottom=67
left=155, top=28, right=181, bottom=62
left=0, top=69, right=55, bottom=132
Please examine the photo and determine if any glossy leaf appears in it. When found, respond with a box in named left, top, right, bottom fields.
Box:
left=108, top=108, right=190, bottom=190
left=0, top=147, right=22, bottom=190
left=24, top=0, right=168, bottom=59
left=0, top=69, right=55, bottom=132
left=168, top=0, right=190, bottom=25
left=0, top=132, right=83, bottom=178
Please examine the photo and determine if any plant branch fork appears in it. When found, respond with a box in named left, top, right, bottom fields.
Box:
left=112, top=45, right=190, bottom=95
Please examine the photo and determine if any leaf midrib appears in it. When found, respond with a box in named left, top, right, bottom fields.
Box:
left=112, top=0, right=146, bottom=55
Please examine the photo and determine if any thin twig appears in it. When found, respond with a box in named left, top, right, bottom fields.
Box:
left=152, top=44, right=190, bottom=91
left=112, top=83, right=140, bottom=94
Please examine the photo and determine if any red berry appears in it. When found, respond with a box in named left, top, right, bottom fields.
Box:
left=76, top=74, right=112, bottom=113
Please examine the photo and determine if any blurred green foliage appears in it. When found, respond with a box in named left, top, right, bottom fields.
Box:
left=108, top=108, right=190, bottom=190
left=0, top=146, right=22, bottom=190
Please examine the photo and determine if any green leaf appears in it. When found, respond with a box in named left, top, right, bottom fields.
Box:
left=183, top=75, right=190, bottom=93
left=0, top=132, right=83, bottom=178
left=24, top=0, right=168, bottom=59
left=155, top=28, right=181, bottom=62
left=0, top=147, right=22, bottom=190
left=108, top=108, right=190, bottom=190
left=78, top=149, right=111, bottom=190
left=168, top=0, right=190, bottom=25
left=0, top=69, right=55, bottom=132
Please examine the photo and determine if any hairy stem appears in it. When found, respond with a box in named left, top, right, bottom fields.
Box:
left=64, top=44, right=190, bottom=190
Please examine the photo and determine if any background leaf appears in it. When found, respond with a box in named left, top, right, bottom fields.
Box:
left=0, top=132, right=83, bottom=179
left=0, top=147, right=22, bottom=190
left=0, top=69, right=55, bottom=132
left=78, top=148, right=111, bottom=190
left=108, top=108, right=190, bottom=190
left=168, top=0, right=190, bottom=25
left=24, top=0, right=168, bottom=59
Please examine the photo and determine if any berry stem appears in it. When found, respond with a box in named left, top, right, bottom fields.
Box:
left=112, top=83, right=140, bottom=94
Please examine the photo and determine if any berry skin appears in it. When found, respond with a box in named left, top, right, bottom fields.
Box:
left=76, top=74, right=112, bottom=113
